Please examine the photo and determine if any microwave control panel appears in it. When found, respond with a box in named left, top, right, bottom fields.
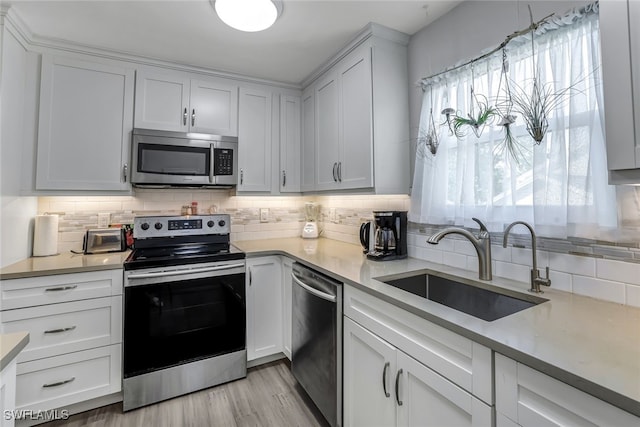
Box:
left=214, top=148, right=234, bottom=175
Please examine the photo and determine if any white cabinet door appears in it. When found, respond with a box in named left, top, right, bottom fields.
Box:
left=315, top=71, right=341, bottom=191
left=246, top=257, right=282, bottom=361
left=190, top=79, right=238, bottom=136
left=36, top=55, right=133, bottom=190
left=343, top=317, right=397, bottom=427
left=397, top=351, right=492, bottom=427
left=281, top=257, right=293, bottom=359
left=279, top=95, right=301, bottom=193
left=301, top=87, right=316, bottom=192
left=0, top=360, right=17, bottom=427
left=495, top=353, right=640, bottom=427
left=134, top=69, right=189, bottom=132
left=238, top=88, right=272, bottom=192
left=338, top=46, right=373, bottom=190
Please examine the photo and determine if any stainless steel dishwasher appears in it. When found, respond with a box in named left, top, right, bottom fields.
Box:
left=291, top=262, right=342, bottom=427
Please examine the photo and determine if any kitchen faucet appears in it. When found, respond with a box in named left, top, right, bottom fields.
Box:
left=502, top=221, right=551, bottom=293
left=427, top=218, right=492, bottom=281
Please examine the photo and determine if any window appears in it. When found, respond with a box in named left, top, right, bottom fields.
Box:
left=410, top=4, right=617, bottom=239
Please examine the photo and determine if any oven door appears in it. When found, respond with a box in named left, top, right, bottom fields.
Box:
left=123, top=261, right=245, bottom=378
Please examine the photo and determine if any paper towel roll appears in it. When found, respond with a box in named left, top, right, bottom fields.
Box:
left=33, top=214, right=59, bottom=257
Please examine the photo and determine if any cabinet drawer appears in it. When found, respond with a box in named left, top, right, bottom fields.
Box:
left=0, top=270, right=122, bottom=310
left=1, top=296, right=122, bottom=363
left=16, top=344, right=121, bottom=412
left=495, top=353, right=639, bottom=427
left=344, top=285, right=492, bottom=404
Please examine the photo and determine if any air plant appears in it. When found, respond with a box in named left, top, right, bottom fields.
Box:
left=416, top=107, right=439, bottom=158
left=453, top=89, right=497, bottom=139
left=441, top=107, right=456, bottom=135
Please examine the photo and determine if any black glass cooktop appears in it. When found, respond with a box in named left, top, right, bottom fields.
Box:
left=124, top=243, right=245, bottom=271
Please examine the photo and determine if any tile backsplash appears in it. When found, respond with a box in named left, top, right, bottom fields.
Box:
left=37, top=191, right=640, bottom=307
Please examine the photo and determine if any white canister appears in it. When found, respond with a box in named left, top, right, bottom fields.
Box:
left=33, top=214, right=59, bottom=257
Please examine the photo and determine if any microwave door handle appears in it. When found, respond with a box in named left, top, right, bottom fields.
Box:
left=210, top=143, right=215, bottom=184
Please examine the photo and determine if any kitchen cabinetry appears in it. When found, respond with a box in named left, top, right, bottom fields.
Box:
left=0, top=270, right=122, bottom=414
left=600, top=0, right=640, bottom=184
left=238, top=88, right=272, bottom=192
left=246, top=257, right=283, bottom=361
left=344, top=318, right=492, bottom=427
left=134, top=69, right=238, bottom=136
left=281, top=257, right=293, bottom=360
left=36, top=54, right=134, bottom=191
left=343, top=285, right=493, bottom=426
left=1, top=359, right=17, bottom=427
left=495, top=353, right=639, bottom=427
left=307, top=25, right=410, bottom=194
left=279, top=95, right=301, bottom=193
left=301, top=87, right=316, bottom=192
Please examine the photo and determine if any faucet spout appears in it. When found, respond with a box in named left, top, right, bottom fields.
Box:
left=503, top=221, right=551, bottom=293
left=427, top=218, right=492, bottom=281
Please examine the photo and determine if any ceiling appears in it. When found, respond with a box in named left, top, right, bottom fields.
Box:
left=7, top=0, right=461, bottom=85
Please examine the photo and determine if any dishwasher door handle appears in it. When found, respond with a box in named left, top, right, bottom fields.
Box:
left=291, top=272, right=336, bottom=302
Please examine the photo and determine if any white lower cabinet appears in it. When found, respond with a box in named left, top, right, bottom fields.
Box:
left=281, top=257, right=293, bottom=360
left=495, top=353, right=640, bottom=427
left=1, top=359, right=17, bottom=427
left=0, top=270, right=123, bottom=414
left=344, top=317, right=492, bottom=427
left=246, top=256, right=283, bottom=361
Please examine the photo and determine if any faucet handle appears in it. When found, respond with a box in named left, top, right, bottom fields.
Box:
left=471, top=218, right=489, bottom=237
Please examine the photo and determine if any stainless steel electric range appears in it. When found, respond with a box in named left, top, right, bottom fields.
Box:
left=122, top=214, right=246, bottom=411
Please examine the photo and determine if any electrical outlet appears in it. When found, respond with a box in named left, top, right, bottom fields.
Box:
left=329, top=208, right=336, bottom=222
left=260, top=208, right=269, bottom=223
left=97, top=212, right=111, bottom=228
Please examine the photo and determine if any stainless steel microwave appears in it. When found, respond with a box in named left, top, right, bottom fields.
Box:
left=131, top=128, right=238, bottom=188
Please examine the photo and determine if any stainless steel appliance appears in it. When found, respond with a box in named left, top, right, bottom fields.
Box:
left=122, top=214, right=246, bottom=411
left=367, top=211, right=408, bottom=261
left=131, top=128, right=238, bottom=188
left=82, top=228, right=126, bottom=254
left=291, top=263, right=342, bottom=427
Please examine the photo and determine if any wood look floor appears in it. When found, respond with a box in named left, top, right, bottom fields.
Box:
left=42, top=360, right=329, bottom=427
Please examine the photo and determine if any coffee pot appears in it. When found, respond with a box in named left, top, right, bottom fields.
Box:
left=366, top=211, right=407, bottom=261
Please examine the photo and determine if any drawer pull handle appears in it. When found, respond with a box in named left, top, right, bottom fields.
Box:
left=42, top=377, right=75, bottom=388
left=382, top=362, right=390, bottom=398
left=44, top=326, right=76, bottom=334
left=395, top=369, right=403, bottom=406
left=45, top=285, right=77, bottom=292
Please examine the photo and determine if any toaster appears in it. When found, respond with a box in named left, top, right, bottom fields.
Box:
left=83, top=228, right=126, bottom=254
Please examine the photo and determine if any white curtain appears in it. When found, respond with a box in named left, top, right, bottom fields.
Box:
left=410, top=6, right=617, bottom=239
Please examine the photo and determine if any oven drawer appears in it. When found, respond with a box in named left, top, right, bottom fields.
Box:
left=1, top=296, right=122, bottom=363
left=16, top=344, right=121, bottom=412
left=0, top=270, right=122, bottom=310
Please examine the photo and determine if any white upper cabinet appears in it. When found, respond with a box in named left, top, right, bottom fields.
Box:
left=301, top=87, right=316, bottom=192
left=36, top=54, right=134, bottom=191
left=279, top=95, right=301, bottom=193
left=600, top=0, right=640, bottom=183
left=315, top=71, right=341, bottom=190
left=134, top=69, right=238, bottom=136
left=307, top=25, right=410, bottom=194
left=238, top=87, right=272, bottom=192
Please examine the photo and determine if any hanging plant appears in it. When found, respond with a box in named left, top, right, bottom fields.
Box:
left=493, top=49, right=530, bottom=164
left=416, top=86, right=439, bottom=157
left=441, top=107, right=456, bottom=136
left=453, top=88, right=497, bottom=138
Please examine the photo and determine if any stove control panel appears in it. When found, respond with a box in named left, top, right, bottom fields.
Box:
left=134, top=214, right=231, bottom=239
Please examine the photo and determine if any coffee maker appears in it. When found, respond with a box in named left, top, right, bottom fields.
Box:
left=366, top=211, right=408, bottom=261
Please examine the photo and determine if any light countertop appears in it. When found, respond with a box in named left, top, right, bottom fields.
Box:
left=0, top=251, right=130, bottom=280
left=0, top=331, right=29, bottom=371
left=234, top=238, right=640, bottom=417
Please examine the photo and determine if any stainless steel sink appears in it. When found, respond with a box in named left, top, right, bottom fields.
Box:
left=377, top=271, right=547, bottom=321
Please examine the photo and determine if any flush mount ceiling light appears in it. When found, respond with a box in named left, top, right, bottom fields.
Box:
left=212, top=0, right=283, bottom=32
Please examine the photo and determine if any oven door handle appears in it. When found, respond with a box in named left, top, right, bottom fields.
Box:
left=127, top=263, right=245, bottom=279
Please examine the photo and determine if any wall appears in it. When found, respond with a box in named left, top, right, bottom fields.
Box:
left=0, top=19, right=38, bottom=268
